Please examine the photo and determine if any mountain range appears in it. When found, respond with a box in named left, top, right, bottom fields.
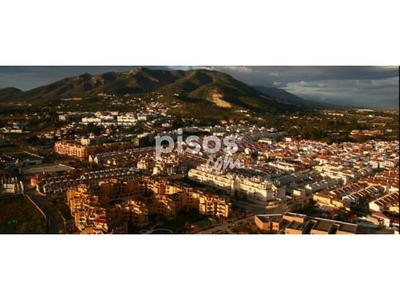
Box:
left=0, top=87, right=23, bottom=100
left=252, top=86, right=326, bottom=107
left=0, top=67, right=321, bottom=113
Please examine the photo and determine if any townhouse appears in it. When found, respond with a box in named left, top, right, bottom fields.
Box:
left=369, top=192, right=399, bottom=213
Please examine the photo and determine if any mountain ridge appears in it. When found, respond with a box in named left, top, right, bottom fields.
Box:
left=252, top=85, right=326, bottom=107
left=0, top=68, right=319, bottom=113
left=0, top=87, right=23, bottom=101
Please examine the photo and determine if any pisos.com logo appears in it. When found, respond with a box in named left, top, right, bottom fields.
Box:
left=155, top=129, right=241, bottom=172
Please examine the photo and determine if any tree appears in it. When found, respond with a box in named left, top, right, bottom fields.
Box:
left=335, top=207, right=349, bottom=222
left=242, top=194, right=247, bottom=202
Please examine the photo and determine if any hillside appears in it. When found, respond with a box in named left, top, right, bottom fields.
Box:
left=1, top=68, right=313, bottom=113
left=1, top=68, right=181, bottom=103
left=0, top=87, right=23, bottom=102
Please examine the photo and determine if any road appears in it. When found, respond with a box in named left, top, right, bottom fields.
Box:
left=21, top=179, right=61, bottom=234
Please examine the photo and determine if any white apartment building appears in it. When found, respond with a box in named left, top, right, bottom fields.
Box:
left=82, top=117, right=101, bottom=125
left=268, top=161, right=298, bottom=172
left=1, top=177, right=23, bottom=194
left=369, top=192, right=399, bottom=212
left=117, top=114, right=137, bottom=126
left=137, top=114, right=148, bottom=121
left=81, top=114, right=115, bottom=126
left=304, top=178, right=340, bottom=194
left=188, top=166, right=285, bottom=202
left=188, top=168, right=233, bottom=192
left=234, top=176, right=284, bottom=201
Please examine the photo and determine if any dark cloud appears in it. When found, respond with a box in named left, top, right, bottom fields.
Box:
left=284, top=76, right=399, bottom=108
left=203, top=66, right=399, bottom=109
left=359, top=79, right=373, bottom=85
left=206, top=66, right=398, bottom=86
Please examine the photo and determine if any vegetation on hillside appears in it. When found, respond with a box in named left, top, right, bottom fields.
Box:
left=0, top=194, right=46, bottom=234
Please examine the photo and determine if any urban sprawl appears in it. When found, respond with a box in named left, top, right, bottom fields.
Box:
left=1, top=103, right=399, bottom=234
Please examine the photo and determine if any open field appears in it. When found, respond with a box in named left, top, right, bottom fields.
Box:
left=22, top=163, right=74, bottom=175
left=0, top=194, right=46, bottom=233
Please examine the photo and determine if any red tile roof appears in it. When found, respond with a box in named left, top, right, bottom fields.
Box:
left=372, top=212, right=390, bottom=220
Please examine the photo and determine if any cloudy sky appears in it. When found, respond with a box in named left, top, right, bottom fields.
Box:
left=0, top=66, right=398, bottom=109
left=199, top=66, right=399, bottom=109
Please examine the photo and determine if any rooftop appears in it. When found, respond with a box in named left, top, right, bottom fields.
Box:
left=338, top=223, right=357, bottom=233
left=287, top=220, right=304, bottom=231
left=312, top=220, right=333, bottom=232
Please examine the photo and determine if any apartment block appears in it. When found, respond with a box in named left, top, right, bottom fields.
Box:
left=67, top=176, right=231, bottom=233
left=55, top=141, right=89, bottom=160
left=67, top=185, right=109, bottom=234
left=1, top=176, right=23, bottom=194
left=55, top=141, right=135, bottom=160
left=188, top=165, right=285, bottom=202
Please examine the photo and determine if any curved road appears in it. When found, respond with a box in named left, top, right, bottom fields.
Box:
left=22, top=181, right=61, bottom=234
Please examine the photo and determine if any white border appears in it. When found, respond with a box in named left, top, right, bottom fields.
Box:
left=1, top=1, right=399, bottom=300
left=1, top=1, right=399, bottom=65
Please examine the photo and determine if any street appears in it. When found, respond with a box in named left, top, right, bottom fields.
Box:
left=21, top=177, right=61, bottom=234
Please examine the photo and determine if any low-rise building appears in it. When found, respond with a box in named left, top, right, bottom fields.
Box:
left=369, top=192, right=399, bottom=213
left=55, top=140, right=135, bottom=160
left=305, top=178, right=340, bottom=194
left=254, top=212, right=357, bottom=234
left=188, top=165, right=285, bottom=202
left=0, top=176, right=23, bottom=194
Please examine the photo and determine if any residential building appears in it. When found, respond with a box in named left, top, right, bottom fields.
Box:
left=55, top=141, right=135, bottom=160
left=0, top=176, right=23, bottom=194
left=66, top=176, right=231, bottom=233
left=369, top=192, right=399, bottom=213
left=188, top=165, right=285, bottom=202
left=254, top=212, right=357, bottom=234
left=67, top=184, right=109, bottom=234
